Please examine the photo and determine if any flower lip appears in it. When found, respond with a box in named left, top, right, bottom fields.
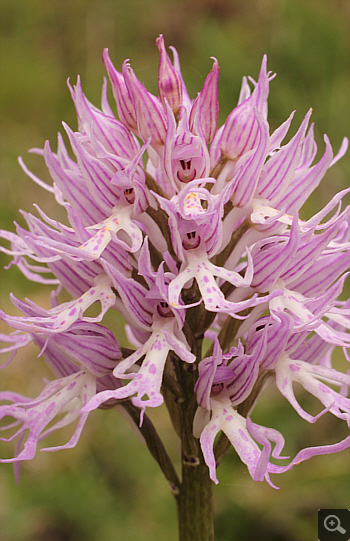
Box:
left=157, top=301, right=174, bottom=318
left=180, top=159, right=192, bottom=170
left=211, top=382, right=224, bottom=396
left=182, top=230, right=201, bottom=250
left=124, top=187, right=135, bottom=204
left=177, top=162, right=197, bottom=183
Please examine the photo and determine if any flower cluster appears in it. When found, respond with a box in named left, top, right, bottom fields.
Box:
left=1, top=36, right=349, bottom=488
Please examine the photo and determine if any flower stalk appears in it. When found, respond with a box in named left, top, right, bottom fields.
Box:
left=176, top=448, right=214, bottom=541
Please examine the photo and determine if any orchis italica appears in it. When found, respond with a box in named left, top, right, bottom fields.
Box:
left=1, top=35, right=349, bottom=496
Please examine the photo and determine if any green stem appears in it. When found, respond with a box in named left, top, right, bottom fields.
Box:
left=172, top=343, right=215, bottom=541
left=175, top=450, right=214, bottom=541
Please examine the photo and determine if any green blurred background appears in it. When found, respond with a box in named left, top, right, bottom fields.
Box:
left=0, top=1, right=349, bottom=540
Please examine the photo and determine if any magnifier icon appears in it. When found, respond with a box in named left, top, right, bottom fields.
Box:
left=324, top=515, right=346, bottom=534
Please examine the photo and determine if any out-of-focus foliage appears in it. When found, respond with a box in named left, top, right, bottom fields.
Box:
left=0, top=1, right=349, bottom=540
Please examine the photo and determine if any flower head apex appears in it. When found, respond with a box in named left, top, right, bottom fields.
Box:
left=156, top=34, right=183, bottom=115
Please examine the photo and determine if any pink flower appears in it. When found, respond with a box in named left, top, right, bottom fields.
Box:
left=1, top=37, right=348, bottom=489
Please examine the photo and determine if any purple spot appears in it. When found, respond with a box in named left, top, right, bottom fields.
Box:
left=203, top=275, right=209, bottom=283
left=206, top=287, right=211, bottom=293
left=319, top=383, right=330, bottom=393
left=149, top=364, right=157, bottom=374
left=150, top=339, right=162, bottom=350
left=45, top=402, right=56, bottom=415
left=290, top=364, right=300, bottom=372
left=238, top=429, right=249, bottom=441
left=225, top=415, right=233, bottom=421
left=67, top=381, right=77, bottom=391
left=69, top=308, right=77, bottom=316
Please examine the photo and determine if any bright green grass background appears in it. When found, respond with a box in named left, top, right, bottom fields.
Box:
left=0, top=1, right=349, bottom=540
